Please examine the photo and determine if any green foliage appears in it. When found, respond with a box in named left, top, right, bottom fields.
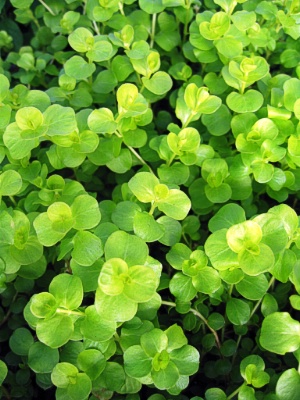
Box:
left=1, top=0, right=300, bottom=399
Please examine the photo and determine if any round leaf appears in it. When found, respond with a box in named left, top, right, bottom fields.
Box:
left=36, top=314, right=74, bottom=348
left=68, top=27, right=94, bottom=52
left=71, top=194, right=101, bottom=230
left=133, top=212, right=165, bottom=242
left=67, top=373, right=92, bottom=400
left=51, top=362, right=78, bottom=388
left=86, top=40, right=114, bottom=62
left=9, top=327, right=34, bottom=356
left=276, top=368, right=300, bottom=400
left=205, top=229, right=239, bottom=271
left=104, top=230, right=148, bottom=266
left=15, top=106, right=44, bottom=131
left=139, top=0, right=165, bottom=13
left=95, top=288, right=137, bottom=322
left=3, top=123, right=39, bottom=159
left=64, top=56, right=96, bottom=80
left=87, top=108, right=117, bottom=134
left=142, top=72, right=173, bottom=95
left=49, top=273, right=83, bottom=310
left=33, top=213, right=66, bottom=247
left=80, top=305, right=116, bottom=342
left=152, top=361, right=179, bottom=390
left=128, top=172, right=159, bottom=203
left=192, top=267, right=221, bottom=295
left=30, top=292, right=57, bottom=319
left=226, top=90, right=264, bottom=113
left=169, top=273, right=197, bottom=302
left=236, top=274, right=269, bottom=300
left=77, top=349, right=106, bottom=380
left=28, top=342, right=59, bottom=373
left=226, top=298, right=250, bottom=325
left=124, top=345, right=152, bottom=378
left=239, top=243, right=275, bottom=276
left=124, top=265, right=159, bottom=302
left=44, top=104, right=77, bottom=137
left=208, top=203, right=246, bottom=233
left=0, top=360, right=8, bottom=385
left=0, top=170, right=22, bottom=196
left=157, top=189, right=191, bottom=220
left=98, top=258, right=128, bottom=296
left=260, top=312, right=300, bottom=355
left=47, top=202, right=74, bottom=233
left=170, top=345, right=199, bottom=375
left=72, top=231, right=103, bottom=266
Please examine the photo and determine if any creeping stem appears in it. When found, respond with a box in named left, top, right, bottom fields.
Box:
left=115, top=130, right=155, bottom=174
left=249, top=276, right=276, bottom=320
left=232, top=276, right=276, bottom=365
left=161, top=300, right=222, bottom=350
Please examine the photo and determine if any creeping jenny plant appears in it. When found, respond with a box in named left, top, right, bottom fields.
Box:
left=1, top=0, right=300, bottom=399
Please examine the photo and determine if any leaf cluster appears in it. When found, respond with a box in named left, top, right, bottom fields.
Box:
left=1, top=0, right=300, bottom=399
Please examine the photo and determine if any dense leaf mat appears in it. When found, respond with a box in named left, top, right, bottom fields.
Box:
left=0, top=0, right=300, bottom=399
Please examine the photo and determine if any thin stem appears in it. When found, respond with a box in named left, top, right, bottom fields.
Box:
left=150, top=13, right=157, bottom=48
left=232, top=276, right=276, bottom=366
left=119, top=1, right=125, bottom=16
left=82, top=0, right=87, bottom=15
left=140, top=84, right=145, bottom=94
left=135, top=72, right=143, bottom=86
left=190, top=308, right=222, bottom=350
left=115, top=130, right=155, bottom=174
left=239, top=81, right=246, bottom=95
left=32, top=17, right=41, bottom=29
left=0, top=292, right=18, bottom=327
left=228, top=0, right=237, bottom=15
left=101, top=22, right=107, bottom=35
left=249, top=276, right=276, bottom=319
left=115, top=114, right=124, bottom=124
left=227, top=382, right=247, bottom=400
left=9, top=196, right=17, bottom=206
left=56, top=308, right=85, bottom=317
left=149, top=202, right=157, bottom=216
left=1, top=385, right=11, bottom=400
left=162, top=300, right=176, bottom=307
left=161, top=301, right=221, bottom=350
left=231, top=334, right=242, bottom=366
left=182, top=232, right=190, bottom=246
left=182, top=111, right=196, bottom=128
left=167, top=153, right=176, bottom=167
left=183, top=0, right=191, bottom=42
left=38, top=0, right=56, bottom=15
left=128, top=144, right=155, bottom=173
left=93, top=21, right=100, bottom=35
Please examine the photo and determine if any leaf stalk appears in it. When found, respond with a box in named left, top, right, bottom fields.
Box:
left=150, top=13, right=157, bottom=48
left=38, top=0, right=56, bottom=15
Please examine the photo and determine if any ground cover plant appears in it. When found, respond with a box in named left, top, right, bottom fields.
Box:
left=0, top=0, right=300, bottom=399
